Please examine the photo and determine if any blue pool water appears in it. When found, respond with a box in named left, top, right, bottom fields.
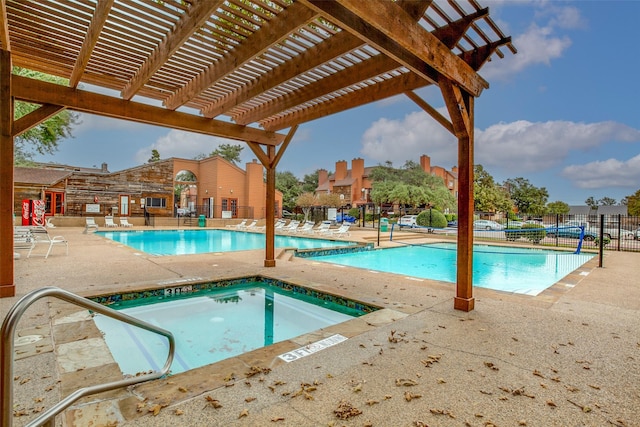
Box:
left=308, top=242, right=594, bottom=296
left=98, top=229, right=355, bottom=255
left=92, top=282, right=367, bottom=375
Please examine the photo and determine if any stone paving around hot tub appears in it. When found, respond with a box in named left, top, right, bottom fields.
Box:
left=4, top=226, right=640, bottom=427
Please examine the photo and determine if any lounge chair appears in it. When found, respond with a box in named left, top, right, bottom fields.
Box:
left=322, top=223, right=351, bottom=237
left=279, top=220, right=300, bottom=233
left=227, top=219, right=247, bottom=229
left=291, top=221, right=315, bottom=234
left=27, top=226, right=68, bottom=258
left=45, top=218, right=56, bottom=228
left=310, top=221, right=332, bottom=235
left=242, top=220, right=259, bottom=231
left=83, top=217, right=99, bottom=234
left=119, top=217, right=133, bottom=227
left=104, top=215, right=118, bottom=228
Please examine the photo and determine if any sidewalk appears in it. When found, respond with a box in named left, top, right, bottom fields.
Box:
left=3, top=226, right=639, bottom=427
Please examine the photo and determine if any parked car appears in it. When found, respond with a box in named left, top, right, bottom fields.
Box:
left=635, top=227, right=640, bottom=240
left=336, top=213, right=357, bottom=223
left=447, top=220, right=458, bottom=228
left=473, top=220, right=503, bottom=230
left=398, top=215, right=418, bottom=228
left=546, top=226, right=597, bottom=241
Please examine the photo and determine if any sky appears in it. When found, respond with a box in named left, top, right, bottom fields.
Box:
left=33, top=1, right=640, bottom=206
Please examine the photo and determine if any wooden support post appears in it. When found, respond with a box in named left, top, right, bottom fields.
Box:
left=264, top=145, right=276, bottom=267
left=440, top=77, right=475, bottom=311
left=0, top=49, right=15, bottom=298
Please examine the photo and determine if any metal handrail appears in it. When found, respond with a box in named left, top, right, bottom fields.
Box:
left=1, top=286, right=175, bottom=427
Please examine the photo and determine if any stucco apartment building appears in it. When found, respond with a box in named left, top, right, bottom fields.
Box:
left=315, top=155, right=458, bottom=208
left=14, top=157, right=283, bottom=224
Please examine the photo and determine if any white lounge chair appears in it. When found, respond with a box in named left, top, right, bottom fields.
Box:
left=119, top=217, right=133, bottom=227
left=228, top=219, right=247, bottom=229
left=27, top=226, right=68, bottom=258
left=279, top=220, right=300, bottom=233
left=311, top=221, right=332, bottom=235
left=83, top=217, right=99, bottom=234
left=104, top=215, right=118, bottom=228
left=242, top=220, right=259, bottom=231
left=292, top=221, right=315, bottom=234
left=45, top=218, right=56, bottom=228
left=322, top=223, right=351, bottom=237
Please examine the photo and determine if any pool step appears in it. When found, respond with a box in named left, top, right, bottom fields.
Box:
left=276, top=247, right=296, bottom=261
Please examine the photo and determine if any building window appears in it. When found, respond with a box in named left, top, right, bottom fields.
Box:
left=145, top=197, right=166, bottom=208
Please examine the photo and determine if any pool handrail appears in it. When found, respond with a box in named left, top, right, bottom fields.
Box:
left=1, top=286, right=176, bottom=427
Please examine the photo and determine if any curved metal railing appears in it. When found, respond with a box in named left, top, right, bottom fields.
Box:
left=1, top=286, right=175, bottom=427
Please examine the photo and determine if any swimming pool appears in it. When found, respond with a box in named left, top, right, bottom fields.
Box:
left=307, top=242, right=594, bottom=296
left=92, top=279, right=376, bottom=375
left=98, top=229, right=356, bottom=255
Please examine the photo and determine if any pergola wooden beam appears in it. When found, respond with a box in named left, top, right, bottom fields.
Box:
left=69, top=0, right=114, bottom=88
left=302, top=0, right=489, bottom=97
left=165, top=1, right=318, bottom=111
left=0, top=49, right=13, bottom=298
left=235, top=54, right=400, bottom=125
left=12, top=104, right=65, bottom=137
left=121, top=0, right=225, bottom=100
left=262, top=71, right=429, bottom=131
left=201, top=30, right=363, bottom=119
left=12, top=75, right=285, bottom=146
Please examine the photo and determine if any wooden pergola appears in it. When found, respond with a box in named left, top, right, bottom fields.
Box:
left=0, top=0, right=514, bottom=310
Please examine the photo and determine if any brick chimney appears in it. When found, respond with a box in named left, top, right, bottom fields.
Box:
left=335, top=160, right=347, bottom=180
left=420, top=155, right=431, bottom=174
left=318, top=169, right=328, bottom=186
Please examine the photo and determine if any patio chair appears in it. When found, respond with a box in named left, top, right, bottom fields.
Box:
left=291, top=221, right=315, bottom=234
left=119, top=217, right=133, bottom=227
left=322, top=223, right=351, bottom=238
left=242, top=220, right=259, bottom=231
left=310, top=221, right=332, bottom=235
left=104, top=215, right=118, bottom=228
left=27, top=226, right=68, bottom=258
left=83, top=217, right=99, bottom=233
left=227, top=219, right=247, bottom=229
left=45, top=218, right=56, bottom=228
left=279, top=220, right=300, bottom=233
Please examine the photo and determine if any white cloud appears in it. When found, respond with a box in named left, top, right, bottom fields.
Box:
left=134, top=130, right=253, bottom=164
left=476, top=120, right=640, bottom=172
left=361, top=113, right=640, bottom=180
left=562, top=154, right=640, bottom=189
left=480, top=4, right=583, bottom=80
left=361, top=110, right=457, bottom=168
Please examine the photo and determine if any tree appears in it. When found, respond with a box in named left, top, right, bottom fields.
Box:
left=504, top=177, right=548, bottom=215
left=369, top=161, right=456, bottom=213
left=148, top=149, right=160, bottom=163
left=201, top=143, right=244, bottom=165
left=317, top=193, right=342, bottom=208
left=547, top=200, right=570, bottom=215
left=473, top=165, right=512, bottom=213
left=627, top=189, right=640, bottom=216
left=598, top=197, right=617, bottom=206
left=301, top=170, right=320, bottom=193
left=585, top=196, right=598, bottom=208
left=296, top=192, right=317, bottom=222
left=13, top=67, right=79, bottom=164
left=276, top=171, right=302, bottom=210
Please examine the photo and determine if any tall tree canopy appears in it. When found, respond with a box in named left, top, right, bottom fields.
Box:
left=547, top=200, right=570, bottom=215
left=504, top=177, right=548, bottom=215
left=148, top=149, right=160, bottom=163
left=13, top=67, right=79, bottom=165
left=301, top=170, right=320, bottom=193
left=369, top=160, right=456, bottom=212
left=275, top=171, right=302, bottom=210
left=473, top=165, right=512, bottom=213
left=196, top=143, right=244, bottom=165
left=627, top=189, right=640, bottom=216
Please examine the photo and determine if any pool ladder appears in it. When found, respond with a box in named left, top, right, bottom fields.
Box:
left=1, top=286, right=176, bottom=427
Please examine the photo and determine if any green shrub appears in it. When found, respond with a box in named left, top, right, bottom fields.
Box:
left=416, top=209, right=448, bottom=228
left=504, top=223, right=546, bottom=244
left=348, top=208, right=360, bottom=218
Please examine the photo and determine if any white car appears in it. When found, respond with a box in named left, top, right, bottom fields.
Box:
left=474, top=220, right=503, bottom=230
left=398, top=215, right=418, bottom=228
